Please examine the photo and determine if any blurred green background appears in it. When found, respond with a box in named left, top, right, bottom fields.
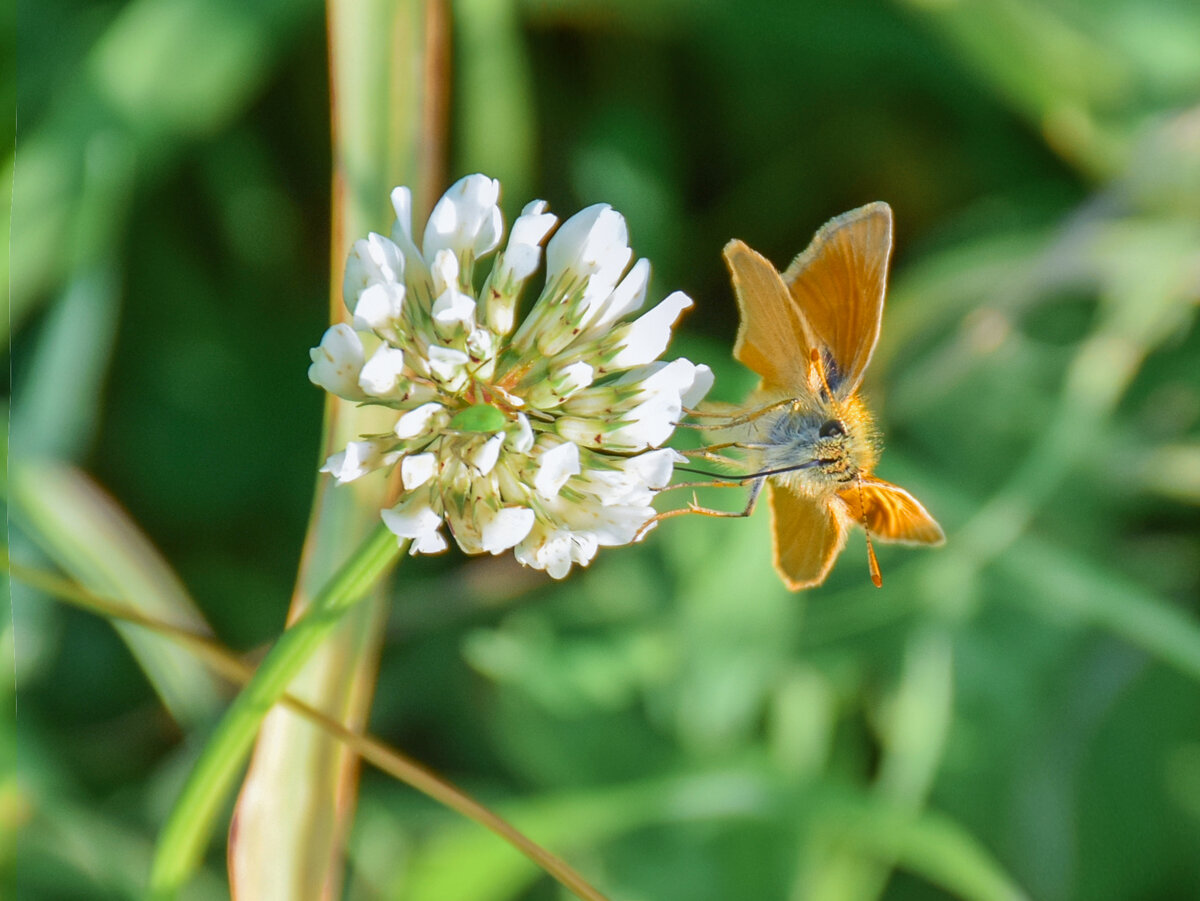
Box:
left=8, top=0, right=1200, bottom=899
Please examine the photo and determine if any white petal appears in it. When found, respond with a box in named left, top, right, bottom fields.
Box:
left=320, top=440, right=399, bottom=483
left=426, top=346, right=469, bottom=383
left=344, top=232, right=405, bottom=298
left=308, top=324, right=366, bottom=400
left=535, top=441, right=581, bottom=500
left=556, top=361, right=594, bottom=394
left=358, top=344, right=408, bottom=396
left=430, top=248, right=461, bottom=296
left=576, top=448, right=683, bottom=506
left=352, top=282, right=406, bottom=331
left=558, top=360, right=695, bottom=450
left=497, top=244, right=540, bottom=285
left=394, top=402, right=445, bottom=439
left=389, top=187, right=415, bottom=245
left=577, top=468, right=651, bottom=507
left=422, top=174, right=503, bottom=262
left=614, top=393, right=680, bottom=448
left=544, top=205, right=634, bottom=332
left=470, top=433, right=505, bottom=476
left=588, top=504, right=655, bottom=546
left=400, top=452, right=438, bottom=490
left=590, top=257, right=650, bottom=332
left=480, top=506, right=536, bottom=554
left=610, top=291, right=693, bottom=368
left=625, top=357, right=702, bottom=396
left=545, top=204, right=629, bottom=283
left=389, top=186, right=432, bottom=290
left=566, top=530, right=599, bottom=567
left=496, top=202, right=557, bottom=283
left=514, top=199, right=556, bottom=240
left=624, top=448, right=683, bottom=490
left=532, top=531, right=575, bottom=579
left=543, top=545, right=574, bottom=578
left=490, top=384, right=526, bottom=409
left=413, top=530, right=449, bottom=554
left=465, top=326, right=495, bottom=363
left=381, top=497, right=448, bottom=554
left=527, top=360, right=595, bottom=407
left=681, top=362, right=714, bottom=407
left=507, top=413, right=534, bottom=453
left=431, top=287, right=477, bottom=327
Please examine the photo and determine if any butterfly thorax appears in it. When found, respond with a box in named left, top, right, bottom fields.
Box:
left=751, top=388, right=879, bottom=496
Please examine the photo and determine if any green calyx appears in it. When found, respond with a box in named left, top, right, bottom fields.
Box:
left=449, top=403, right=508, bottom=433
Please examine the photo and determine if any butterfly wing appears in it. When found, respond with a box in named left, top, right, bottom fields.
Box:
left=768, top=482, right=848, bottom=589
left=782, top=203, right=892, bottom=397
left=839, top=477, right=945, bottom=546
left=725, top=239, right=816, bottom=393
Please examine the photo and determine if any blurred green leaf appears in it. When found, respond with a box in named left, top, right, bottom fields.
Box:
left=8, top=0, right=318, bottom=336
left=11, top=463, right=225, bottom=726
left=1005, top=538, right=1200, bottom=683
left=807, top=788, right=1030, bottom=901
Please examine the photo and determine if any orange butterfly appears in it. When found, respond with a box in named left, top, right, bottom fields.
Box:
left=713, top=203, right=944, bottom=589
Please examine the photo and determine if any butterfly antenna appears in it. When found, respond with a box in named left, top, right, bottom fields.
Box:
left=855, top=475, right=883, bottom=588
left=675, top=460, right=820, bottom=481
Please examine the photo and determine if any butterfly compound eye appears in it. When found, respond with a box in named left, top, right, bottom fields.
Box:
left=818, top=419, right=846, bottom=439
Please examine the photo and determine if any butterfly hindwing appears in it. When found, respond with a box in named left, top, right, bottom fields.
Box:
left=782, top=203, right=892, bottom=397
left=768, top=482, right=848, bottom=589
left=839, top=477, right=945, bottom=546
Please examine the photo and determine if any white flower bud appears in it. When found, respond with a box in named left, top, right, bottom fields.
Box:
left=422, top=174, right=503, bottom=265
left=308, top=324, right=366, bottom=400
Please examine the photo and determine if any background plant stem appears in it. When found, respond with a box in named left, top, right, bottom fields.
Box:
left=147, top=524, right=401, bottom=897
left=227, top=1, right=449, bottom=897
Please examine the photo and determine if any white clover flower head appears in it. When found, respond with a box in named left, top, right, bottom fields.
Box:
left=309, top=174, right=709, bottom=579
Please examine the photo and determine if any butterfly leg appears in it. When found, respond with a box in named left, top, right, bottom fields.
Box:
left=678, top=445, right=742, bottom=469
left=674, top=397, right=796, bottom=430
left=680, top=440, right=741, bottom=454
left=681, top=440, right=771, bottom=462
left=691, top=397, right=796, bottom=426
left=680, top=398, right=794, bottom=422
left=684, top=478, right=764, bottom=518
left=636, top=479, right=764, bottom=540
left=656, top=477, right=747, bottom=494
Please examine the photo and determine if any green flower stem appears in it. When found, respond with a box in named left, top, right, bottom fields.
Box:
left=147, top=523, right=402, bottom=899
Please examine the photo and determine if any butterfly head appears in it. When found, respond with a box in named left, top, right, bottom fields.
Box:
left=759, top=392, right=878, bottom=493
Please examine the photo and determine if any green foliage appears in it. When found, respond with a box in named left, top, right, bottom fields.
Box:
left=9, top=0, right=1200, bottom=899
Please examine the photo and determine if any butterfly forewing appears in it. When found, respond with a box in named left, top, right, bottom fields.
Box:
left=725, top=239, right=816, bottom=392
left=839, top=478, right=945, bottom=546
left=768, top=484, right=848, bottom=589
left=781, top=203, right=892, bottom=396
